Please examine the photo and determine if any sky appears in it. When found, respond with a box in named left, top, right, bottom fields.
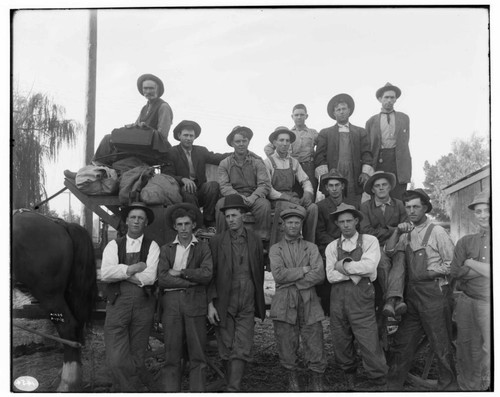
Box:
left=8, top=4, right=492, bottom=218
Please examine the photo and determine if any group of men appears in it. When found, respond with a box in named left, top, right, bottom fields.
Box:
left=95, top=73, right=490, bottom=392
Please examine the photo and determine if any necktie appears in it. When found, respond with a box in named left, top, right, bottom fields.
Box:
left=386, top=113, right=391, bottom=124
left=186, top=151, right=196, bottom=179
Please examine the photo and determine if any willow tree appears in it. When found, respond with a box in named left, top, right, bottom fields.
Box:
left=12, top=91, right=80, bottom=211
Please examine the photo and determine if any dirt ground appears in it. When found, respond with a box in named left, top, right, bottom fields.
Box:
left=12, top=284, right=439, bottom=393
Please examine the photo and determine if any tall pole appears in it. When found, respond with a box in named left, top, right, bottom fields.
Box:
left=82, top=9, right=97, bottom=235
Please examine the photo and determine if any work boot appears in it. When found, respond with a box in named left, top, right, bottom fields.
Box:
left=310, top=371, right=325, bottom=392
left=394, top=298, right=407, bottom=316
left=286, top=370, right=300, bottom=392
left=382, top=297, right=396, bottom=318
left=64, top=169, right=77, bottom=179
left=226, top=359, right=245, bottom=392
left=345, top=372, right=356, bottom=391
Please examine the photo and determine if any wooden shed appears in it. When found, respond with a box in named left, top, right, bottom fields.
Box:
left=442, top=165, right=490, bottom=242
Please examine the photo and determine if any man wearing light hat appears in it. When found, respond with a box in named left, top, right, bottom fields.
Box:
left=269, top=205, right=326, bottom=391
left=216, top=126, right=272, bottom=241
left=208, top=194, right=266, bottom=391
left=157, top=203, right=213, bottom=392
left=92, top=73, right=173, bottom=166
left=360, top=171, right=408, bottom=318
left=100, top=202, right=160, bottom=391
left=325, top=203, right=387, bottom=390
left=162, top=120, right=229, bottom=228
left=264, top=126, right=318, bottom=246
left=385, top=189, right=456, bottom=390
left=451, top=190, right=490, bottom=390
left=365, top=82, right=411, bottom=200
left=314, top=93, right=374, bottom=206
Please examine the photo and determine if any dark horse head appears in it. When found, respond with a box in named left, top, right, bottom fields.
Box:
left=12, top=210, right=98, bottom=391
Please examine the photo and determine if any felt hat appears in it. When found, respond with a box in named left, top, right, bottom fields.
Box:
left=165, top=203, right=203, bottom=229
left=137, top=73, right=165, bottom=97
left=363, top=171, right=397, bottom=195
left=468, top=190, right=490, bottom=210
left=226, top=126, right=254, bottom=146
left=280, top=205, right=306, bottom=221
left=329, top=202, right=364, bottom=222
left=219, top=194, right=250, bottom=213
left=327, top=93, right=355, bottom=120
left=268, top=126, right=296, bottom=144
left=402, top=189, right=433, bottom=213
left=173, top=120, right=201, bottom=140
left=376, top=82, right=401, bottom=99
left=121, top=202, right=155, bottom=224
left=321, top=169, right=348, bottom=191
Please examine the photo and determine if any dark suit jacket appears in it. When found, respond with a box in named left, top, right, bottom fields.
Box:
left=162, top=144, right=229, bottom=188
left=360, top=197, right=408, bottom=245
left=158, top=238, right=213, bottom=316
left=365, top=111, right=411, bottom=183
left=208, top=228, right=266, bottom=326
left=314, top=123, right=373, bottom=195
left=316, top=196, right=359, bottom=253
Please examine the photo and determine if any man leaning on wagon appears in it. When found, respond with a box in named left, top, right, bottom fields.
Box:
left=100, top=202, right=159, bottom=392
left=162, top=120, right=229, bottom=228
left=157, top=203, right=213, bottom=392
left=451, top=190, right=491, bottom=390
left=215, top=126, right=272, bottom=241
left=385, top=189, right=457, bottom=391
left=208, top=194, right=266, bottom=392
left=269, top=206, right=326, bottom=392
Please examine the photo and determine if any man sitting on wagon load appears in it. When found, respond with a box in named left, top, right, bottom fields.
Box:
left=64, top=73, right=173, bottom=178
left=264, top=126, right=318, bottom=247
left=162, top=120, right=229, bottom=229
left=215, top=126, right=272, bottom=241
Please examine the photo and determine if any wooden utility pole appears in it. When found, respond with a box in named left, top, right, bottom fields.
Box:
left=82, top=9, right=98, bottom=235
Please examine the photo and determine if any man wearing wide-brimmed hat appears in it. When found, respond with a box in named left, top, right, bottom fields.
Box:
left=360, top=171, right=408, bottom=318
left=264, top=104, right=320, bottom=195
left=87, top=73, right=173, bottom=168
left=215, top=126, right=272, bottom=241
left=365, top=82, right=411, bottom=200
left=325, top=203, right=388, bottom=390
left=208, top=194, right=266, bottom=391
left=264, top=126, right=318, bottom=246
left=269, top=206, right=326, bottom=392
left=162, top=120, right=230, bottom=228
left=100, top=202, right=160, bottom=391
left=157, top=203, right=213, bottom=392
left=314, top=93, right=374, bottom=205
left=451, top=190, right=491, bottom=390
left=385, top=189, right=457, bottom=390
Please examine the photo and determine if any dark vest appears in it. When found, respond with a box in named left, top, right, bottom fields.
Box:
left=138, top=98, right=171, bottom=130
left=105, top=235, right=154, bottom=304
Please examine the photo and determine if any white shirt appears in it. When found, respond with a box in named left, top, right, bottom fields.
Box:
left=100, top=234, right=160, bottom=287
left=325, top=232, right=381, bottom=283
left=172, top=235, right=199, bottom=271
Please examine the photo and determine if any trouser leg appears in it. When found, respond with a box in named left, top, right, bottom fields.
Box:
left=161, top=300, right=184, bottom=392
left=387, top=293, right=425, bottom=390
left=347, top=281, right=387, bottom=379
left=391, top=183, right=407, bottom=201
left=104, top=297, right=137, bottom=392
left=250, top=197, right=271, bottom=241
left=273, top=320, right=300, bottom=371
left=185, top=315, right=208, bottom=392
left=198, top=181, right=220, bottom=226
left=475, top=297, right=491, bottom=389
left=302, top=321, right=327, bottom=373
left=456, top=293, right=483, bottom=390
left=385, top=251, right=405, bottom=300
left=300, top=162, right=318, bottom=198
left=93, top=134, right=116, bottom=166
left=303, top=203, right=318, bottom=243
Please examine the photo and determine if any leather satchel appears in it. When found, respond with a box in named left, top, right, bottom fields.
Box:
left=111, top=126, right=154, bottom=151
